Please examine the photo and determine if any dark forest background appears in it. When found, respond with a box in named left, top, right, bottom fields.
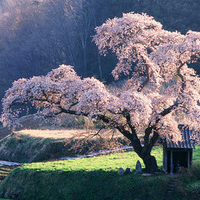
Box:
left=0, top=0, right=200, bottom=112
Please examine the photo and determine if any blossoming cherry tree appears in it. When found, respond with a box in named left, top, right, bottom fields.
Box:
left=2, top=12, right=200, bottom=172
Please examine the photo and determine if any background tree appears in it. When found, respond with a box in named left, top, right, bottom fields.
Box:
left=0, top=0, right=113, bottom=114
left=2, top=12, right=200, bottom=173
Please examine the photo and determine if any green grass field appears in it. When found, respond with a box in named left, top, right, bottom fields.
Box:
left=0, top=146, right=199, bottom=200
left=18, top=146, right=162, bottom=172
left=0, top=146, right=168, bottom=200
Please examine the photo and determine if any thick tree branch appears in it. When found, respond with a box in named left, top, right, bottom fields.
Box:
left=177, top=62, right=187, bottom=91
left=143, top=124, right=154, bottom=147
left=137, top=54, right=154, bottom=92
left=155, top=62, right=186, bottom=123
left=137, top=64, right=153, bottom=92
left=141, top=62, right=186, bottom=152
left=121, top=110, right=143, bottom=155
left=149, top=130, right=159, bottom=148
left=58, top=106, right=88, bottom=117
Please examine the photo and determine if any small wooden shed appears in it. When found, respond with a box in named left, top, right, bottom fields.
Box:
left=162, top=125, right=195, bottom=174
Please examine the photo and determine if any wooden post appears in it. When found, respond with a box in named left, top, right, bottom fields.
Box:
left=188, top=151, right=190, bottom=169
left=170, top=151, right=173, bottom=175
left=162, top=146, right=167, bottom=172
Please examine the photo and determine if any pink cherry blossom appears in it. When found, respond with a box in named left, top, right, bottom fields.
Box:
left=2, top=12, right=200, bottom=172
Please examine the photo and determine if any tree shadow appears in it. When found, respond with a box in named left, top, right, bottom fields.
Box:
left=0, top=167, right=169, bottom=200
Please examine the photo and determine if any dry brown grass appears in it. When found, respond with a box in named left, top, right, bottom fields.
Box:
left=0, top=128, right=131, bottom=162
left=15, top=128, right=124, bottom=139
left=15, top=128, right=141, bottom=143
left=16, top=129, right=98, bottom=139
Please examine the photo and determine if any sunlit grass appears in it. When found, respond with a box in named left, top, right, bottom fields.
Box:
left=0, top=146, right=168, bottom=200
left=192, top=145, right=200, bottom=165
left=20, top=145, right=162, bottom=172
left=1, top=145, right=199, bottom=200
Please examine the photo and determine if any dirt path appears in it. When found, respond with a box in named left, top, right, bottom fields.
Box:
left=164, top=175, right=178, bottom=200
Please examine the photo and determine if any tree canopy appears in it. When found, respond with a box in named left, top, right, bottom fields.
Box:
left=1, top=0, right=200, bottom=114
left=2, top=12, right=200, bottom=172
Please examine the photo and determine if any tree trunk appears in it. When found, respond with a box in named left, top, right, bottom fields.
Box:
left=116, top=119, right=159, bottom=174
left=142, top=154, right=159, bottom=173
left=97, top=51, right=103, bottom=81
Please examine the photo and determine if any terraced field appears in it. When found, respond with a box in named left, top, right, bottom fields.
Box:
left=0, top=166, right=18, bottom=182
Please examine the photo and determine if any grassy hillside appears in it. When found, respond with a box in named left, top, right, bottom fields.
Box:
left=0, top=131, right=199, bottom=200
left=0, top=147, right=169, bottom=200
left=0, top=129, right=129, bottom=163
left=1, top=146, right=200, bottom=200
left=0, top=132, right=72, bottom=163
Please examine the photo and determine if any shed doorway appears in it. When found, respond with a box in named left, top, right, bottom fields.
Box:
left=167, top=150, right=192, bottom=173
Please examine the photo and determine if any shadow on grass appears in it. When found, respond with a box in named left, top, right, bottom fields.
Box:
left=0, top=168, right=169, bottom=200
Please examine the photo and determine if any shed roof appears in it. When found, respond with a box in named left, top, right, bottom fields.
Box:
left=167, top=125, right=195, bottom=149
